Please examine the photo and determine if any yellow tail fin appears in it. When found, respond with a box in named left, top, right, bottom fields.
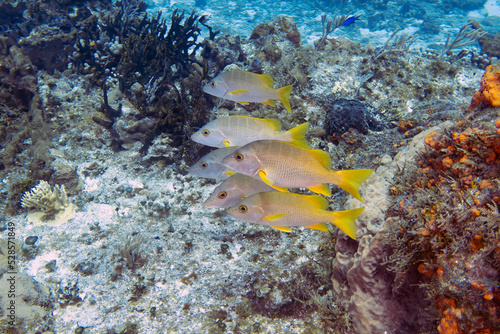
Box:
left=330, top=207, right=364, bottom=239
left=277, top=85, right=293, bottom=112
left=285, top=122, right=309, bottom=148
left=331, top=169, right=373, bottom=202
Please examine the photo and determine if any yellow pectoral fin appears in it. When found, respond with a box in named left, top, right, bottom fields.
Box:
left=224, top=170, right=236, bottom=176
left=307, top=184, right=332, bottom=196
left=224, top=140, right=231, bottom=147
left=305, top=223, right=329, bottom=231
left=272, top=226, right=292, bottom=232
left=303, top=195, right=329, bottom=209
left=258, top=73, right=275, bottom=87
left=237, top=101, right=250, bottom=105
left=308, top=149, right=331, bottom=168
left=230, top=89, right=250, bottom=96
left=261, top=118, right=282, bottom=130
left=261, top=99, right=276, bottom=107
left=259, top=171, right=288, bottom=192
left=264, top=214, right=288, bottom=222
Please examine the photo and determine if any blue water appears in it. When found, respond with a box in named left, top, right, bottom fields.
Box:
left=146, top=0, right=500, bottom=49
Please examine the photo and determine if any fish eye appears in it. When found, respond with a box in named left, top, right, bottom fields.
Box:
left=210, top=81, right=216, bottom=88
left=200, top=161, right=208, bottom=169
left=234, top=152, right=244, bottom=161
left=238, top=205, right=248, bottom=213
left=202, top=129, right=210, bottom=136
left=218, top=191, right=227, bottom=199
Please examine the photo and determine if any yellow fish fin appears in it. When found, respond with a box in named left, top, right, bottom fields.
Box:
left=264, top=214, right=288, bottom=222
left=272, top=226, right=292, bottom=232
left=261, top=99, right=276, bottom=107
left=329, top=207, right=364, bottom=240
left=307, top=184, right=332, bottom=196
left=262, top=118, right=281, bottom=130
left=237, top=101, right=249, bottom=105
left=230, top=88, right=250, bottom=95
left=258, top=73, right=274, bottom=87
left=259, top=170, right=288, bottom=192
left=277, top=85, right=293, bottom=112
left=286, top=122, right=309, bottom=148
left=302, top=194, right=329, bottom=209
left=331, top=169, right=373, bottom=202
left=239, top=116, right=282, bottom=130
left=224, top=140, right=231, bottom=147
left=224, top=170, right=236, bottom=176
left=305, top=223, right=329, bottom=231
left=307, top=149, right=332, bottom=168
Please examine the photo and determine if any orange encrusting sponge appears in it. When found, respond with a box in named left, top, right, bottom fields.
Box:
left=468, top=64, right=500, bottom=112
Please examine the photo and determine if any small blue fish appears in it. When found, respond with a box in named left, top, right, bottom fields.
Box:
left=343, top=15, right=361, bottom=27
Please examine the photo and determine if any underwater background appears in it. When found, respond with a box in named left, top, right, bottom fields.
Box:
left=1, top=0, right=500, bottom=333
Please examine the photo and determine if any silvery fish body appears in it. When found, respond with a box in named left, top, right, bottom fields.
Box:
left=204, top=173, right=276, bottom=209
left=191, top=115, right=309, bottom=148
left=187, top=147, right=239, bottom=180
left=221, top=140, right=373, bottom=201
left=202, top=69, right=293, bottom=112
left=226, top=191, right=364, bottom=239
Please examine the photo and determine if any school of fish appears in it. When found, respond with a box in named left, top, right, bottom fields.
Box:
left=191, top=69, right=373, bottom=239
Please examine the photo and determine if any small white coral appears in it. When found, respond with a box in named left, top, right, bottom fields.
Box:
left=21, top=181, right=75, bottom=226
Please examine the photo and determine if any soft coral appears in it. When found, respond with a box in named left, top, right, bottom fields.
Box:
left=468, top=64, right=500, bottom=112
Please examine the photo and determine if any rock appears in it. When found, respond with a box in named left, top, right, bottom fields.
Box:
left=331, top=123, right=453, bottom=333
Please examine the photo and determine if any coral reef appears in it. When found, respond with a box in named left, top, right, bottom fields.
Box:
left=69, top=1, right=218, bottom=154
left=383, top=108, right=500, bottom=333
left=0, top=38, right=37, bottom=115
left=2, top=3, right=498, bottom=332
left=479, top=32, right=500, bottom=59
left=441, top=0, right=487, bottom=11
left=250, top=15, right=301, bottom=47
left=21, top=180, right=75, bottom=225
left=331, top=125, right=448, bottom=333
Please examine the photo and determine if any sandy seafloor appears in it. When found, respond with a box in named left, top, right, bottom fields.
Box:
left=1, top=0, right=500, bottom=333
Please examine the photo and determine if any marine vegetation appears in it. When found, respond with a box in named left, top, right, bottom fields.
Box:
left=316, top=12, right=351, bottom=49
left=384, top=107, right=500, bottom=333
left=440, top=21, right=486, bottom=58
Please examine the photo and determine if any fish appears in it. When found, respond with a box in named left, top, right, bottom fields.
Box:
left=191, top=115, right=309, bottom=148
left=187, top=147, right=239, bottom=180
left=204, top=173, right=277, bottom=209
left=202, top=69, right=293, bottom=112
left=343, top=15, right=361, bottom=27
left=221, top=140, right=373, bottom=201
left=226, top=191, right=364, bottom=239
